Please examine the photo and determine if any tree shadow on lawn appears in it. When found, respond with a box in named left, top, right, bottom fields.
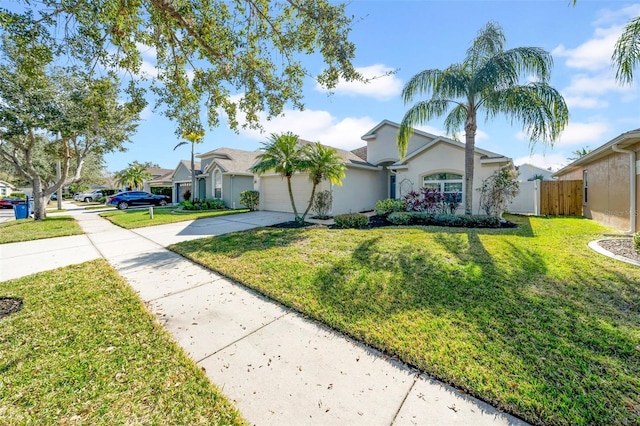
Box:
left=310, top=228, right=640, bottom=425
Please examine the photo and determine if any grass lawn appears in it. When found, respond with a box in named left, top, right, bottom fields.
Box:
left=0, top=216, right=83, bottom=244
left=0, top=260, right=245, bottom=425
left=101, top=207, right=250, bottom=229
left=170, top=215, right=640, bottom=425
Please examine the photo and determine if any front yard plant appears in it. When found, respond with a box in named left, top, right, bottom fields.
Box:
left=171, top=215, right=640, bottom=425
left=333, top=212, right=369, bottom=228
left=239, top=190, right=260, bottom=211
left=0, top=260, right=244, bottom=425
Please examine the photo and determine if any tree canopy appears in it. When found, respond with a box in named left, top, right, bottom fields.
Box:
left=0, top=0, right=362, bottom=136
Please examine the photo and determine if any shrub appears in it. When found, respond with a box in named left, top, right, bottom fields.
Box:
left=239, top=190, right=260, bottom=211
left=634, top=232, right=640, bottom=253
left=180, top=198, right=225, bottom=211
left=388, top=212, right=412, bottom=225
left=182, top=190, right=191, bottom=202
left=312, top=190, right=332, bottom=219
left=334, top=213, right=369, bottom=228
left=375, top=198, right=406, bottom=216
left=477, top=167, right=519, bottom=217
left=406, top=212, right=501, bottom=228
left=10, top=192, right=26, bottom=199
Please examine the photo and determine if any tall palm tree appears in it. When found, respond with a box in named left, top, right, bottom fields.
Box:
left=398, top=22, right=568, bottom=215
left=301, top=142, right=346, bottom=221
left=613, top=16, right=640, bottom=85
left=174, top=131, right=204, bottom=201
left=115, top=163, right=152, bottom=190
left=251, top=132, right=307, bottom=221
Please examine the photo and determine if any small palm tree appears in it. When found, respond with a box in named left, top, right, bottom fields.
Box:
left=251, top=132, right=307, bottom=221
left=301, top=142, right=346, bottom=221
left=398, top=22, right=568, bottom=215
left=115, top=163, right=152, bottom=190
left=174, top=131, right=204, bottom=201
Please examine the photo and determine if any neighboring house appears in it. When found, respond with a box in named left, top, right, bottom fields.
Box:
left=516, top=163, right=555, bottom=181
left=0, top=180, right=16, bottom=197
left=362, top=120, right=512, bottom=215
left=143, top=167, right=174, bottom=198
left=554, top=128, right=640, bottom=233
left=198, top=147, right=263, bottom=209
left=170, top=160, right=202, bottom=203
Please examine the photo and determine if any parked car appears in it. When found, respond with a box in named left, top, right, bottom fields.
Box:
left=0, top=197, right=23, bottom=209
left=77, top=190, right=103, bottom=202
left=106, top=191, right=169, bottom=210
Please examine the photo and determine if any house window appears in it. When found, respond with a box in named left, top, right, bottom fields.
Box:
left=214, top=170, right=222, bottom=199
left=422, top=173, right=463, bottom=202
left=583, top=170, right=588, bottom=204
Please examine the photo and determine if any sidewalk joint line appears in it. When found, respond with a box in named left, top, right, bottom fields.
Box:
left=390, top=374, right=419, bottom=425
left=196, top=312, right=290, bottom=364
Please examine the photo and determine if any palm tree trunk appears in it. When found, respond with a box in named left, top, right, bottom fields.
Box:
left=464, top=113, right=477, bottom=215
left=286, top=175, right=300, bottom=221
left=190, top=143, right=195, bottom=201
left=301, top=182, right=318, bottom=222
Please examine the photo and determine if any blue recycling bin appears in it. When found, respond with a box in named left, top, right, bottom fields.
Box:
left=13, top=203, right=28, bottom=219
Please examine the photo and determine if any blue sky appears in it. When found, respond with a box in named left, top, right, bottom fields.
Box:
left=97, top=1, right=638, bottom=172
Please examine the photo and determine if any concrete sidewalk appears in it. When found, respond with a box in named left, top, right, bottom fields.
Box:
left=1, top=206, right=527, bottom=425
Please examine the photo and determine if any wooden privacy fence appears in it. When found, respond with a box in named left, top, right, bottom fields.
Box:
left=540, top=180, right=583, bottom=216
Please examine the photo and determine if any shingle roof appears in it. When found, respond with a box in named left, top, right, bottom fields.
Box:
left=350, top=146, right=368, bottom=161
left=201, top=147, right=263, bottom=174
left=180, top=160, right=202, bottom=174
left=297, top=140, right=376, bottom=168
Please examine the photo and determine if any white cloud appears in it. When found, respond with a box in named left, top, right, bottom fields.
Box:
left=513, top=153, right=568, bottom=172
left=563, top=72, right=629, bottom=96
left=593, top=4, right=640, bottom=26
left=231, top=107, right=378, bottom=151
left=564, top=95, right=608, bottom=109
left=315, top=64, right=402, bottom=100
left=552, top=25, right=622, bottom=71
left=515, top=121, right=609, bottom=147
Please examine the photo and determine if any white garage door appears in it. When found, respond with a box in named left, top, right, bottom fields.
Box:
left=261, top=174, right=313, bottom=213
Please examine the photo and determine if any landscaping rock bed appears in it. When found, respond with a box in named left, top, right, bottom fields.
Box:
left=597, top=238, right=640, bottom=262
left=0, top=297, right=23, bottom=319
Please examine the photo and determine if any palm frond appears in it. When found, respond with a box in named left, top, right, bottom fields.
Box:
left=397, top=99, right=453, bottom=158
left=613, top=16, right=640, bottom=85
left=465, top=22, right=505, bottom=70
left=443, top=104, right=469, bottom=138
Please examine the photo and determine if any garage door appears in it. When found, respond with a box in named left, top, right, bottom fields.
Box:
left=261, top=174, right=313, bottom=213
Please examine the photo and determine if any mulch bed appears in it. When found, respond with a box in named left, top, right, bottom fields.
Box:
left=0, top=297, right=23, bottom=319
left=270, top=215, right=517, bottom=230
left=597, top=238, right=640, bottom=262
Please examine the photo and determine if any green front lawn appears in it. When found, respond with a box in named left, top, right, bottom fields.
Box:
left=101, top=207, right=250, bottom=229
left=0, top=216, right=84, bottom=244
left=170, top=215, right=640, bottom=425
left=0, top=260, right=245, bottom=425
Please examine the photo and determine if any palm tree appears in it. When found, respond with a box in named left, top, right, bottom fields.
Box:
left=174, top=131, right=204, bottom=201
left=115, top=163, right=152, bottom=190
left=301, top=142, right=346, bottom=221
left=398, top=22, right=568, bottom=215
left=568, top=147, right=592, bottom=161
left=251, top=132, right=307, bottom=222
left=613, top=16, right=640, bottom=85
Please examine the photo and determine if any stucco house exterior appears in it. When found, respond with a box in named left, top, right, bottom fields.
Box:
left=516, top=163, right=555, bottom=181
left=0, top=180, right=16, bottom=197
left=554, top=128, right=640, bottom=233
left=170, top=160, right=202, bottom=203
left=198, top=147, right=263, bottom=209
left=168, top=119, right=513, bottom=215
left=362, top=120, right=512, bottom=215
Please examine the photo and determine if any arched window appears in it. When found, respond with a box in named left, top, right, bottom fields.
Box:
left=422, top=172, right=463, bottom=202
left=214, top=170, right=222, bottom=199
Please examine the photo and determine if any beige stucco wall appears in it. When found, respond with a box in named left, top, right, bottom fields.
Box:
left=393, top=141, right=505, bottom=214
left=365, top=124, right=430, bottom=165
left=331, top=167, right=386, bottom=215
left=557, top=150, right=637, bottom=232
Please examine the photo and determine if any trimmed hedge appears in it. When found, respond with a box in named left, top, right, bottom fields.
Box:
left=634, top=232, right=640, bottom=252
left=408, top=212, right=501, bottom=228
left=374, top=198, right=406, bottom=216
left=334, top=213, right=369, bottom=229
left=388, top=212, right=412, bottom=225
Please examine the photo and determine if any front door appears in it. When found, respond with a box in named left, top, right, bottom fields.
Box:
left=198, top=179, right=207, bottom=200
left=390, top=174, right=396, bottom=199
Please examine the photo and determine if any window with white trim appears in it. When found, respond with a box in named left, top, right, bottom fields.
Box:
left=214, top=170, right=222, bottom=199
left=422, top=173, right=463, bottom=202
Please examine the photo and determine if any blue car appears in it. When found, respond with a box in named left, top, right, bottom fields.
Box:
left=106, top=191, right=169, bottom=210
